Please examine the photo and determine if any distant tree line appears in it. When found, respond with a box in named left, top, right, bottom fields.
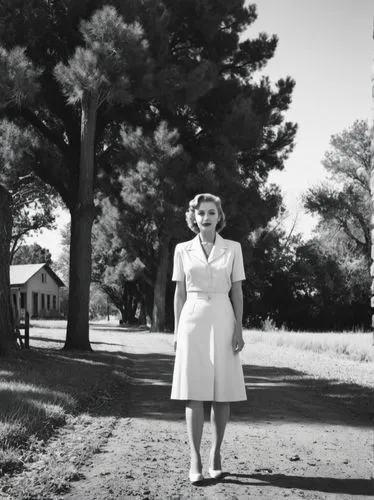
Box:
left=51, top=120, right=369, bottom=333
left=244, top=120, right=371, bottom=331
left=87, top=120, right=371, bottom=332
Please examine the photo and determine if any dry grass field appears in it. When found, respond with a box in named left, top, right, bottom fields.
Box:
left=248, top=329, right=373, bottom=362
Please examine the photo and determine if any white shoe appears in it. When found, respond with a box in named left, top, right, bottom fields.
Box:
left=208, top=469, right=223, bottom=479
left=189, top=471, right=204, bottom=483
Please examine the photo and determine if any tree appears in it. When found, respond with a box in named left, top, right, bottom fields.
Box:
left=0, top=120, right=56, bottom=353
left=243, top=218, right=303, bottom=328
left=10, top=184, right=57, bottom=262
left=302, top=120, right=373, bottom=330
left=0, top=185, right=16, bottom=354
left=0, top=121, right=59, bottom=254
left=12, top=243, right=53, bottom=266
left=241, top=204, right=371, bottom=331
left=98, top=2, right=297, bottom=330
left=91, top=199, right=147, bottom=325
left=371, top=23, right=374, bottom=341
left=289, top=238, right=370, bottom=331
left=0, top=2, right=152, bottom=349
left=111, top=122, right=190, bottom=331
left=305, top=120, right=371, bottom=263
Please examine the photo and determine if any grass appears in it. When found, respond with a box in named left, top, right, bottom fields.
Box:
left=0, top=328, right=131, bottom=499
left=248, top=330, right=374, bottom=363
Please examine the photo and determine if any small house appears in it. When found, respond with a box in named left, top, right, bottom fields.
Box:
left=10, top=263, right=65, bottom=319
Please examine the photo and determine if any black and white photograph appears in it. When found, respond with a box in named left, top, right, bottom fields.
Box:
left=0, top=0, right=373, bottom=498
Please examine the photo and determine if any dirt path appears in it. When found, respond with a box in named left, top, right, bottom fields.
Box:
left=61, top=332, right=373, bottom=499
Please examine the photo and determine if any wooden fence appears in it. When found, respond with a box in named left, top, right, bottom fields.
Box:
left=18, top=311, right=30, bottom=349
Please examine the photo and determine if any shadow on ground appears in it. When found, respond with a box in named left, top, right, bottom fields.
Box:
left=3, top=339, right=373, bottom=427
left=30, top=336, right=125, bottom=348
left=122, top=351, right=374, bottom=428
left=217, top=472, right=374, bottom=496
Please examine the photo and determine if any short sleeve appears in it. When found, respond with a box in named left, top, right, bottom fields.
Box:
left=172, top=244, right=185, bottom=281
left=231, top=242, right=246, bottom=282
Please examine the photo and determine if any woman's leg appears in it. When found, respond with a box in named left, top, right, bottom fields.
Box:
left=210, top=402, right=230, bottom=470
left=185, top=400, right=204, bottom=473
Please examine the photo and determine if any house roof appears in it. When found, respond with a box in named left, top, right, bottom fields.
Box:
left=10, top=264, right=65, bottom=287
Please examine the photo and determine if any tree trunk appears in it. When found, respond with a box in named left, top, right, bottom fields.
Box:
left=64, top=92, right=98, bottom=350
left=130, top=295, right=138, bottom=323
left=150, top=237, right=170, bottom=332
left=371, top=23, right=374, bottom=345
left=119, top=306, right=126, bottom=324
left=0, top=186, right=17, bottom=355
left=138, top=301, right=146, bottom=325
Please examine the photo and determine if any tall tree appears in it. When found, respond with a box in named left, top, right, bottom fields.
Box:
left=0, top=2, right=151, bottom=349
left=99, top=2, right=297, bottom=330
left=0, top=185, right=15, bottom=354
left=371, top=22, right=374, bottom=343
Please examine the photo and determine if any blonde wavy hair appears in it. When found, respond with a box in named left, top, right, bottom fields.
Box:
left=185, top=193, right=226, bottom=234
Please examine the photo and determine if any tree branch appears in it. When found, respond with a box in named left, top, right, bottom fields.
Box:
left=1, top=105, right=68, bottom=154
left=19, top=106, right=68, bottom=154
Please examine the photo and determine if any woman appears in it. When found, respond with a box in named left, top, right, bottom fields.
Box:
left=171, top=193, right=247, bottom=484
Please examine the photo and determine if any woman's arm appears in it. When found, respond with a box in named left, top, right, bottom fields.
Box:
left=173, top=280, right=186, bottom=351
left=229, top=281, right=245, bottom=353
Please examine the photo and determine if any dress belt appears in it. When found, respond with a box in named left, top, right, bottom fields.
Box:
left=186, top=291, right=228, bottom=300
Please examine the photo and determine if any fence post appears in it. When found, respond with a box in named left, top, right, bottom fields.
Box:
left=24, top=311, right=29, bottom=349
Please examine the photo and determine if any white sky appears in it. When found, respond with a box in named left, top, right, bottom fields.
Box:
left=26, top=0, right=374, bottom=259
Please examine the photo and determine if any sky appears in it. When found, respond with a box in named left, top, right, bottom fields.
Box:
left=249, top=0, right=373, bottom=233
left=26, top=0, right=374, bottom=259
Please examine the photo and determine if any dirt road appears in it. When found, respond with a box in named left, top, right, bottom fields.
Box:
left=61, top=332, right=373, bottom=499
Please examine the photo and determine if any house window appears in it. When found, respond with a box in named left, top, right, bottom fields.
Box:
left=53, top=295, right=57, bottom=310
left=41, top=273, right=47, bottom=283
left=20, top=293, right=26, bottom=309
left=41, top=294, right=45, bottom=309
left=47, top=295, right=50, bottom=310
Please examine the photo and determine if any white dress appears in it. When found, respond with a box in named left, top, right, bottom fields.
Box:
left=170, top=233, right=247, bottom=402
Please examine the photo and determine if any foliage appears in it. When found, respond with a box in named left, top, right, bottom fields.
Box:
left=89, top=284, right=115, bottom=320
left=304, top=120, right=371, bottom=261
left=289, top=239, right=370, bottom=331
left=243, top=220, right=302, bottom=328
left=91, top=198, right=147, bottom=324
left=94, top=2, right=297, bottom=329
left=53, top=223, right=70, bottom=285
left=243, top=214, right=370, bottom=331
left=12, top=243, right=53, bottom=266
left=0, top=120, right=59, bottom=259
left=299, top=120, right=372, bottom=330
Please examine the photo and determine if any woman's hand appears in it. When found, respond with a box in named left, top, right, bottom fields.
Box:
left=232, top=325, right=244, bottom=354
